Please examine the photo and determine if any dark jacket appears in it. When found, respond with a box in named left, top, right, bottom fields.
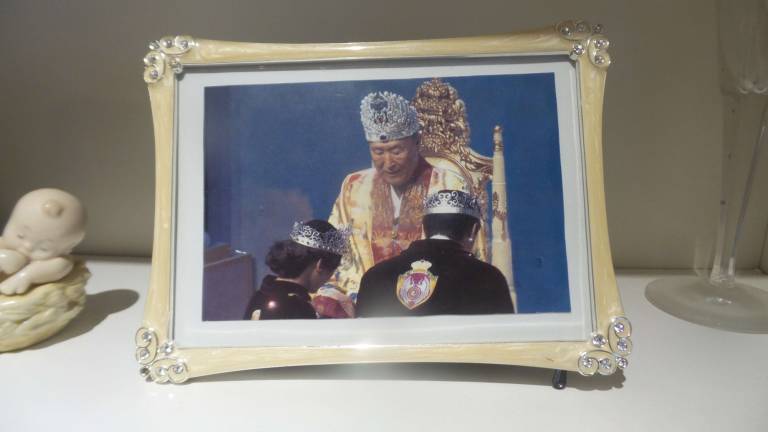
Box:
left=356, top=239, right=515, bottom=317
left=244, top=275, right=317, bottom=320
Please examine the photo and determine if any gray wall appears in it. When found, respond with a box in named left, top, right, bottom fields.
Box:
left=1, top=0, right=766, bottom=270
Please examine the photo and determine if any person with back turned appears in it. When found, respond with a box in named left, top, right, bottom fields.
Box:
left=355, top=190, right=514, bottom=317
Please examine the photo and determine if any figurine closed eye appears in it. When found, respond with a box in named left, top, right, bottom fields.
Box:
left=0, top=189, right=86, bottom=295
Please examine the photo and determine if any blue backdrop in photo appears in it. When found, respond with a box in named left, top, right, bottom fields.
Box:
left=204, top=73, right=570, bottom=313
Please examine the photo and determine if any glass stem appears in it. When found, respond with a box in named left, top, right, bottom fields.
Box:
left=710, top=96, right=768, bottom=286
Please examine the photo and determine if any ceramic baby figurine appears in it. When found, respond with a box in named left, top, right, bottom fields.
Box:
left=0, top=188, right=86, bottom=295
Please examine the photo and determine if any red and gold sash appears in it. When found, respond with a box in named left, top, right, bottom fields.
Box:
left=370, top=159, right=433, bottom=263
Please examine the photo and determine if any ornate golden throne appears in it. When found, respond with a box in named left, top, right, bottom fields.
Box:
left=412, top=78, right=516, bottom=304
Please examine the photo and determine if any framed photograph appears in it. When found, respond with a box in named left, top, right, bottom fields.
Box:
left=137, top=20, right=632, bottom=384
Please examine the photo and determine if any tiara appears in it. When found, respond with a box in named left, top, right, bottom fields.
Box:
left=423, top=190, right=482, bottom=220
left=289, top=222, right=350, bottom=256
left=360, top=91, right=420, bottom=142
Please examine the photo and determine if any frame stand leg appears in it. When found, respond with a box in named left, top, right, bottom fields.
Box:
left=552, top=369, right=567, bottom=389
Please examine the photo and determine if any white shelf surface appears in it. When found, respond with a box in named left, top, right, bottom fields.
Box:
left=2, top=258, right=767, bottom=431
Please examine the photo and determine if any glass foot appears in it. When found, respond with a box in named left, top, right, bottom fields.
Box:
left=646, top=276, right=768, bottom=334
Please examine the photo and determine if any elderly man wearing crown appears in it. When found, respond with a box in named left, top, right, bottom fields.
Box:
left=326, top=91, right=470, bottom=301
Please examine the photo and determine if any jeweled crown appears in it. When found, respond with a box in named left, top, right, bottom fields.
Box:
left=423, top=190, right=482, bottom=220
left=360, top=91, right=420, bottom=142
left=289, top=222, right=350, bottom=256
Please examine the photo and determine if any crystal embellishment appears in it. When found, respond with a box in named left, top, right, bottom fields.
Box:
left=159, top=342, right=174, bottom=355
left=613, top=321, right=625, bottom=333
left=173, top=364, right=185, bottom=374
left=598, top=358, right=612, bottom=371
left=594, top=39, right=608, bottom=50
left=616, top=357, right=629, bottom=369
left=138, top=348, right=149, bottom=360
left=591, top=334, right=607, bottom=347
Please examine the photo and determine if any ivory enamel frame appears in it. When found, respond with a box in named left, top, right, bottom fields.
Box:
left=137, top=20, right=632, bottom=384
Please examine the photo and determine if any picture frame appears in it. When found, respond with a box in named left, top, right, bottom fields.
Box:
left=137, top=20, right=632, bottom=384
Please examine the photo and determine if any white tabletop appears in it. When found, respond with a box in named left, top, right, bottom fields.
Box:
left=2, top=258, right=767, bottom=431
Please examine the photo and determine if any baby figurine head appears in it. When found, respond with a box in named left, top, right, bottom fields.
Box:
left=3, top=189, right=86, bottom=260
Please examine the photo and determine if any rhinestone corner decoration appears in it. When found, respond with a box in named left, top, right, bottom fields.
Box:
left=143, top=35, right=195, bottom=84
left=556, top=20, right=611, bottom=68
left=135, top=327, right=189, bottom=384
left=577, top=316, right=633, bottom=376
